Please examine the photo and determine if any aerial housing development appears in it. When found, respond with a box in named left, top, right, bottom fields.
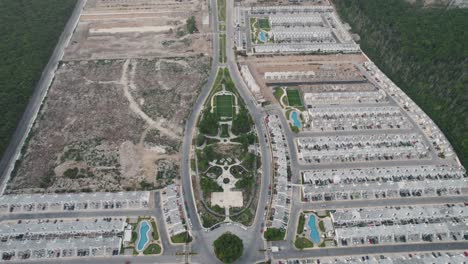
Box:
left=0, top=0, right=465, bottom=263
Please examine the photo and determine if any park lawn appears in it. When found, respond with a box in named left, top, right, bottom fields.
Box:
left=297, top=213, right=305, bottom=234
left=215, top=94, right=233, bottom=117
left=264, top=228, right=286, bottom=241
left=218, top=34, right=226, bottom=63
left=286, top=89, right=303, bottom=107
left=150, top=219, right=159, bottom=240
left=257, top=18, right=271, bottom=30
left=231, top=208, right=254, bottom=226
left=273, top=87, right=285, bottom=102
left=171, top=231, right=192, bottom=244
left=295, top=237, right=314, bottom=249
left=220, top=124, right=230, bottom=138
left=217, top=0, right=226, bottom=23
left=319, top=220, right=325, bottom=232
left=143, top=243, right=161, bottom=255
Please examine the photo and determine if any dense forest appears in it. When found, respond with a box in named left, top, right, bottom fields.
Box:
left=334, top=0, right=468, bottom=167
left=0, top=0, right=77, bottom=158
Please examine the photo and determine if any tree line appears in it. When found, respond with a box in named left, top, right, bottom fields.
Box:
left=334, top=0, right=468, bottom=166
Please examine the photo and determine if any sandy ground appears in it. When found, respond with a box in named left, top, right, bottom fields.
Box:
left=239, top=54, right=368, bottom=103
left=7, top=56, right=209, bottom=194
left=212, top=191, right=244, bottom=208
left=64, top=0, right=211, bottom=60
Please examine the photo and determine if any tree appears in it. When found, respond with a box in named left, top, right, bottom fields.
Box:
left=334, top=0, right=468, bottom=167
left=231, top=107, right=251, bottom=135
left=204, top=145, right=215, bottom=161
left=0, top=0, right=77, bottom=160
left=236, top=132, right=256, bottom=151
left=186, top=16, right=198, bottom=34
left=213, top=232, right=243, bottom=263
left=199, top=109, right=218, bottom=136
left=264, top=228, right=285, bottom=241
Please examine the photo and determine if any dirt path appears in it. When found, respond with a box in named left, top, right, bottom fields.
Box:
left=120, top=59, right=180, bottom=140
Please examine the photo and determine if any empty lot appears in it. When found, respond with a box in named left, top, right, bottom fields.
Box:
left=6, top=0, right=211, bottom=194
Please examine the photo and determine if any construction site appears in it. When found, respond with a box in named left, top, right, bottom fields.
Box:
left=6, top=0, right=212, bottom=194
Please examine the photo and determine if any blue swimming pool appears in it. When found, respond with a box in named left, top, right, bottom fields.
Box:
left=308, top=215, right=320, bottom=244
left=259, top=31, right=267, bottom=43
left=291, top=111, right=302, bottom=128
left=136, top=220, right=151, bottom=252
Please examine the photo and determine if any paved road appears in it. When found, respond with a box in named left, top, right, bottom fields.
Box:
left=218, top=0, right=273, bottom=262
left=0, top=1, right=466, bottom=263
left=0, top=0, right=86, bottom=194
left=178, top=0, right=222, bottom=262
left=182, top=0, right=273, bottom=262
left=272, top=241, right=468, bottom=261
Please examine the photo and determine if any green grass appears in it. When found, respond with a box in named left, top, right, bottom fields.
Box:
left=295, top=237, right=314, bottom=249
left=200, top=176, right=223, bottom=193
left=230, top=208, right=254, bottom=226
left=257, top=18, right=271, bottom=30
left=319, top=220, right=325, bottom=232
left=215, top=94, right=233, bottom=117
left=0, top=0, right=78, bottom=159
left=264, top=228, right=285, bottom=241
left=250, top=18, right=271, bottom=44
left=202, top=213, right=223, bottom=228
left=143, top=243, right=161, bottom=255
left=219, top=34, right=227, bottom=63
left=211, top=204, right=225, bottom=215
left=249, top=18, right=257, bottom=43
left=286, top=89, right=303, bottom=107
left=220, top=124, right=230, bottom=138
left=273, top=87, right=285, bottom=102
left=290, top=123, right=299, bottom=133
left=297, top=213, right=305, bottom=234
left=171, top=231, right=192, bottom=244
left=217, top=0, right=226, bottom=22
left=131, top=230, right=137, bottom=244
left=217, top=0, right=226, bottom=23
left=151, top=220, right=159, bottom=240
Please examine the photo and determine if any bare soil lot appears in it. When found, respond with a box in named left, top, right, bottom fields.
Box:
left=7, top=56, right=209, bottom=194
left=239, top=54, right=367, bottom=102
left=64, top=0, right=210, bottom=60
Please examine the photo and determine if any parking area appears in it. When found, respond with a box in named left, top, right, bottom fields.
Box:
left=0, top=217, right=126, bottom=261
left=297, top=133, right=430, bottom=164
left=332, top=204, right=467, bottom=246
left=265, top=115, right=292, bottom=230
left=0, top=192, right=150, bottom=214
left=301, top=165, right=467, bottom=202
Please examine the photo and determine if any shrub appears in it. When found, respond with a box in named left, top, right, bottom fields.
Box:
left=264, top=228, right=285, bottom=241
left=186, top=16, right=197, bottom=34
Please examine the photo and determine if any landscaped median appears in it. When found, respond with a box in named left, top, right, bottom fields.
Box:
left=192, top=67, right=261, bottom=228
left=219, top=34, right=227, bottom=63
left=171, top=231, right=193, bottom=244
left=121, top=217, right=162, bottom=256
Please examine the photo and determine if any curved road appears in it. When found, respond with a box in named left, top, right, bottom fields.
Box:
left=180, top=0, right=272, bottom=262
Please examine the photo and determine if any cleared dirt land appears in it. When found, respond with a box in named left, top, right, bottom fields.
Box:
left=239, top=54, right=367, bottom=102
left=64, top=0, right=210, bottom=60
left=6, top=0, right=211, bottom=194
